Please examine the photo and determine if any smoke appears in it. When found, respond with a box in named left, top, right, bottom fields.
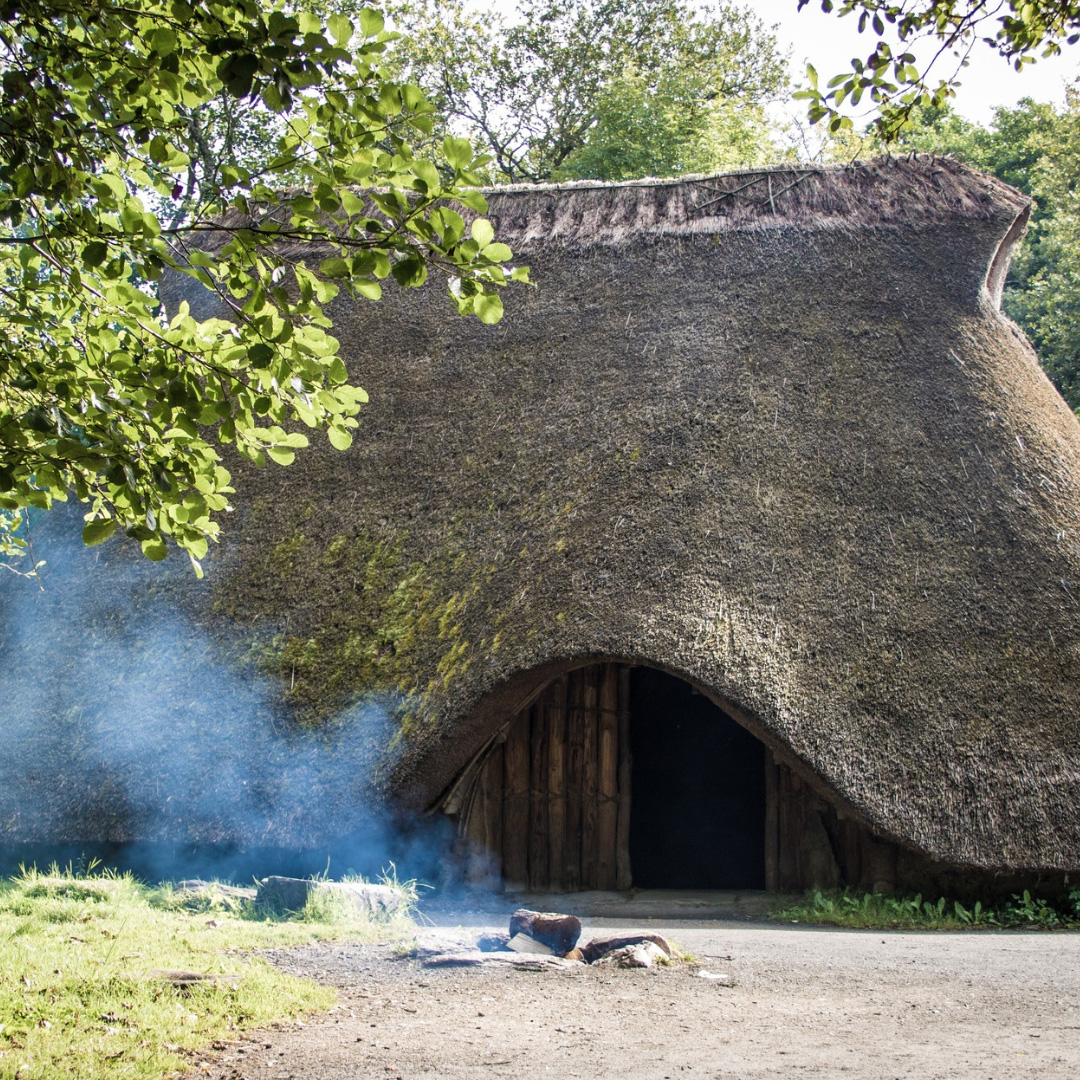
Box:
left=0, top=503, right=457, bottom=886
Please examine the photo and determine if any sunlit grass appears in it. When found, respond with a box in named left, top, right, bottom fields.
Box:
left=0, top=864, right=415, bottom=1080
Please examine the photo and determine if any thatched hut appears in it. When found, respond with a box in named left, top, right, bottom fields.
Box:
left=179, top=156, right=1078, bottom=894
left=7, top=157, right=1080, bottom=894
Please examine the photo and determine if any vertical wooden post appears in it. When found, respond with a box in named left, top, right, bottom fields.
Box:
left=502, top=714, right=530, bottom=891
left=839, top=816, right=860, bottom=888
left=615, top=665, right=633, bottom=891
left=580, top=665, right=600, bottom=889
left=777, top=764, right=798, bottom=891
left=546, top=675, right=568, bottom=890
left=764, top=749, right=779, bottom=892
left=596, top=663, right=620, bottom=890
left=462, top=747, right=504, bottom=891
left=564, top=670, right=585, bottom=891
left=528, top=699, right=549, bottom=889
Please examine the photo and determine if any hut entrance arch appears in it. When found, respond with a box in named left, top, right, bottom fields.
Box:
left=453, top=660, right=903, bottom=893
left=455, top=661, right=781, bottom=892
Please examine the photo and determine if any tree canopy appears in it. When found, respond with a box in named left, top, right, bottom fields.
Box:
left=798, top=1, right=1080, bottom=137
left=0, top=0, right=524, bottom=574
left=387, top=0, right=788, bottom=183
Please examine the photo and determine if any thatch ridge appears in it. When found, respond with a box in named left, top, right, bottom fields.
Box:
left=479, top=156, right=1027, bottom=247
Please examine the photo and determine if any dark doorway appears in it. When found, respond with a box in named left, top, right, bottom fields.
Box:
left=629, top=667, right=766, bottom=889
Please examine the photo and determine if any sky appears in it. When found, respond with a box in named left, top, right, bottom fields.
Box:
left=747, top=0, right=1080, bottom=125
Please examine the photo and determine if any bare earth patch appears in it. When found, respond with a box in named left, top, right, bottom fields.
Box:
left=184, top=917, right=1080, bottom=1079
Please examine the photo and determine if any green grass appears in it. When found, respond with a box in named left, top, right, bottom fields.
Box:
left=0, top=864, right=417, bottom=1080
left=771, top=887, right=1080, bottom=930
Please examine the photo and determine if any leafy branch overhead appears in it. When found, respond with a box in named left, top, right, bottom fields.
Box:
left=0, top=0, right=526, bottom=574
left=796, top=0, right=1080, bottom=138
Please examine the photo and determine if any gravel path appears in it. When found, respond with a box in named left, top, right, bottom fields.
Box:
left=185, top=917, right=1080, bottom=1079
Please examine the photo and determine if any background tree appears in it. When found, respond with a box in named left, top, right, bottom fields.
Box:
left=0, top=1, right=524, bottom=574
left=386, top=0, right=788, bottom=183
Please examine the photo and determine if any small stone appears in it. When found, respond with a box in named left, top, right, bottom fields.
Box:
left=476, top=932, right=511, bottom=952
left=697, top=969, right=735, bottom=986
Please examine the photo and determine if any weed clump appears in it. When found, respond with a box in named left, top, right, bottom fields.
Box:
left=772, top=887, right=1080, bottom=930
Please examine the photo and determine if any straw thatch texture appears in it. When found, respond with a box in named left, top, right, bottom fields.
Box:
left=112, top=159, right=1080, bottom=870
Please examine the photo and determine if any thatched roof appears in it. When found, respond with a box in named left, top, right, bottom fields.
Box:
left=9, top=156, right=1080, bottom=875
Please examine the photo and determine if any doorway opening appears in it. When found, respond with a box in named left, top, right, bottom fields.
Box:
left=628, top=667, right=766, bottom=889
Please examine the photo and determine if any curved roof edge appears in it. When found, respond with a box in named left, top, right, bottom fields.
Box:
left=481, top=156, right=1030, bottom=249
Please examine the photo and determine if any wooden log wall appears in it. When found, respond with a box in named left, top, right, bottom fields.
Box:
left=461, top=662, right=629, bottom=891
left=769, top=756, right=898, bottom=894
left=460, top=663, right=899, bottom=893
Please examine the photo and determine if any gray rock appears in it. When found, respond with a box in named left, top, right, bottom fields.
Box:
left=255, top=876, right=404, bottom=917
left=173, top=880, right=257, bottom=900
left=580, top=933, right=672, bottom=964
left=595, top=942, right=668, bottom=969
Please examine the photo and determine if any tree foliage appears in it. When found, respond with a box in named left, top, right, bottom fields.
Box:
left=797, top=1, right=1080, bottom=138
left=0, top=0, right=525, bottom=574
left=387, top=0, right=788, bottom=183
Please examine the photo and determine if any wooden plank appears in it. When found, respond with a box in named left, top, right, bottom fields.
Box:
left=615, top=665, right=633, bottom=891
left=546, top=675, right=568, bottom=890
left=528, top=699, right=549, bottom=889
left=596, top=662, right=619, bottom=889
left=764, top=750, right=779, bottom=892
left=502, top=712, right=530, bottom=890
left=462, top=774, right=489, bottom=887
left=564, top=670, right=586, bottom=891
left=839, top=816, right=860, bottom=889
left=485, top=742, right=504, bottom=886
left=580, top=665, right=600, bottom=888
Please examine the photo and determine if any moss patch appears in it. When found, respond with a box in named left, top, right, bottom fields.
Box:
left=214, top=524, right=488, bottom=730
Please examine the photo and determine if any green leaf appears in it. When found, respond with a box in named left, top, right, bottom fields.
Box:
left=328, top=426, right=353, bottom=451
left=443, top=136, right=474, bottom=170
left=266, top=446, right=296, bottom=466
left=471, top=218, right=495, bottom=247
left=82, top=519, right=116, bottom=547
left=391, top=254, right=427, bottom=287
left=82, top=241, right=108, bottom=268
left=483, top=242, right=513, bottom=262
left=141, top=535, right=168, bottom=561
left=359, top=8, right=385, bottom=37
left=328, top=13, right=352, bottom=45
left=319, top=257, right=351, bottom=278
left=474, top=291, right=504, bottom=325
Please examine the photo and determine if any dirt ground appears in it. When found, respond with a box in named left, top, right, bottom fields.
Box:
left=185, top=904, right=1080, bottom=1080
